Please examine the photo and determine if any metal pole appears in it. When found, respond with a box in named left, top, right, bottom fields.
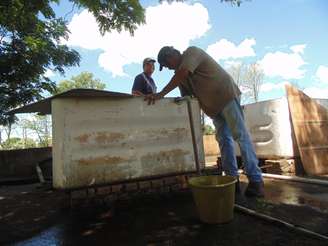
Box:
left=262, top=173, right=328, bottom=186
left=235, top=204, right=328, bottom=241
left=186, top=98, right=201, bottom=174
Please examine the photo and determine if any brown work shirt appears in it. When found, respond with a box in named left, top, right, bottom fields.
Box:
left=178, top=46, right=241, bottom=118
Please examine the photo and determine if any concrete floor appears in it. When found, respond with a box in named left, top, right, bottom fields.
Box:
left=1, top=176, right=328, bottom=246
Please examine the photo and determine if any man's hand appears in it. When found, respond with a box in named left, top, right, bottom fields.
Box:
left=144, top=92, right=164, bottom=105
left=143, top=68, right=188, bottom=105
left=132, top=90, right=145, bottom=96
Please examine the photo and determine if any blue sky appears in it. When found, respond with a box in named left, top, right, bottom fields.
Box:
left=48, top=0, right=328, bottom=101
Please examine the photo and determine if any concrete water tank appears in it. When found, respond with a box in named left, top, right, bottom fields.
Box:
left=204, top=97, right=328, bottom=159
left=236, top=97, right=328, bottom=159
left=8, top=89, right=205, bottom=190
left=52, top=96, right=205, bottom=189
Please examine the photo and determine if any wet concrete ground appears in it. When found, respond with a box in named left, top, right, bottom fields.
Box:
left=238, top=175, right=328, bottom=236
left=1, top=176, right=328, bottom=246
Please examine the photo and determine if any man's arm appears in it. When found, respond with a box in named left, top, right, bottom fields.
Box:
left=145, top=68, right=189, bottom=104
left=132, top=90, right=145, bottom=96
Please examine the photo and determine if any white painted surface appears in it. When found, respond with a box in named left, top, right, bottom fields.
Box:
left=52, top=97, right=204, bottom=189
left=239, top=97, right=328, bottom=158
left=238, top=97, right=294, bottom=158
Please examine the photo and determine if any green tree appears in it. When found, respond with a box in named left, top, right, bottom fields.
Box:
left=0, top=123, right=14, bottom=142
left=1, top=0, right=242, bottom=125
left=0, top=137, right=37, bottom=149
left=0, top=0, right=80, bottom=125
left=21, top=115, right=52, bottom=147
left=1, top=137, right=22, bottom=149
left=55, top=72, right=106, bottom=94
left=203, top=124, right=216, bottom=135
left=244, top=63, right=264, bottom=103
left=227, top=62, right=264, bottom=103
left=24, top=138, right=38, bottom=149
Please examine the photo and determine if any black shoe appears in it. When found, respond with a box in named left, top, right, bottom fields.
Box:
left=245, top=181, right=264, bottom=198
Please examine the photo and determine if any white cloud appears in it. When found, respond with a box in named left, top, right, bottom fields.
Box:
left=264, top=45, right=287, bottom=50
left=223, top=60, right=242, bottom=69
left=207, top=38, right=256, bottom=61
left=260, top=81, right=290, bottom=93
left=258, top=46, right=306, bottom=79
left=316, top=65, right=328, bottom=83
left=290, top=44, right=306, bottom=54
left=44, top=69, right=55, bottom=77
left=63, top=2, right=210, bottom=77
left=303, top=87, right=328, bottom=99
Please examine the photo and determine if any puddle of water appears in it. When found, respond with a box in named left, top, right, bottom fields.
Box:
left=14, top=225, right=64, bottom=246
left=263, top=179, right=328, bottom=213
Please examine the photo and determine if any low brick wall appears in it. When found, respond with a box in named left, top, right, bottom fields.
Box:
left=0, top=147, right=52, bottom=182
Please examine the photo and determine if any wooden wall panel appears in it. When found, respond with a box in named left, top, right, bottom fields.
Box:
left=286, top=84, right=328, bottom=175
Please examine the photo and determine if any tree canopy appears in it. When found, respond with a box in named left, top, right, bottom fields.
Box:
left=227, top=62, right=264, bottom=103
left=0, top=137, right=37, bottom=149
left=0, top=0, right=80, bottom=125
left=55, top=71, right=106, bottom=94
left=203, top=124, right=216, bottom=135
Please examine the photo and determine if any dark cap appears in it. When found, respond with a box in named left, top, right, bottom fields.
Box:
left=157, top=46, right=175, bottom=71
left=143, top=57, right=156, bottom=67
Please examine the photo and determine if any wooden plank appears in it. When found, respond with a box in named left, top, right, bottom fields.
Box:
left=286, top=84, right=328, bottom=175
left=264, top=159, right=296, bottom=175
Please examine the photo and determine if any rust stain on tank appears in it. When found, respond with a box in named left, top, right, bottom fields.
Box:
left=75, top=133, right=91, bottom=144
left=173, top=128, right=189, bottom=138
left=141, top=149, right=190, bottom=169
left=95, top=132, right=124, bottom=144
left=146, top=128, right=188, bottom=139
left=75, top=132, right=124, bottom=145
left=78, top=156, right=126, bottom=165
left=173, top=128, right=188, bottom=134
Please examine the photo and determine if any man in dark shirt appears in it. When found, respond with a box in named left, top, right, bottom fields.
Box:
left=132, top=58, right=157, bottom=96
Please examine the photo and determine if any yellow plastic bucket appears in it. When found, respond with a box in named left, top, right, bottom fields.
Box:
left=188, top=175, right=237, bottom=224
